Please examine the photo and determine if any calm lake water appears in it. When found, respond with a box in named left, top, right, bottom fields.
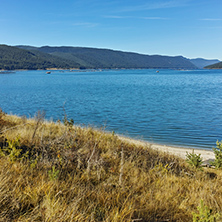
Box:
left=1, top=69, right=222, bottom=149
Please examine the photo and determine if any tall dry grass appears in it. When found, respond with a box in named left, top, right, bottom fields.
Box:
left=0, top=110, right=222, bottom=221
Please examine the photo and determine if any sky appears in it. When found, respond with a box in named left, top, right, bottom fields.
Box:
left=1, top=0, right=222, bottom=60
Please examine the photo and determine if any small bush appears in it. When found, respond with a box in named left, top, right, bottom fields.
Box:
left=0, top=136, right=29, bottom=163
left=193, top=200, right=220, bottom=222
left=186, top=150, right=203, bottom=169
left=48, top=166, right=60, bottom=180
left=211, top=141, right=222, bottom=168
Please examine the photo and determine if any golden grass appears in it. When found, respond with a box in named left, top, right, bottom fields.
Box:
left=0, top=111, right=222, bottom=221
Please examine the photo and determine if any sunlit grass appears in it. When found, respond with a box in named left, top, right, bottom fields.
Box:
left=0, top=110, right=222, bottom=221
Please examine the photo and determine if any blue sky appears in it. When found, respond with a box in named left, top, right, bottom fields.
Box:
left=1, top=0, right=222, bottom=60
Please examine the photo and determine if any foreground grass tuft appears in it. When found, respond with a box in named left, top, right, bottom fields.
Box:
left=0, top=111, right=222, bottom=221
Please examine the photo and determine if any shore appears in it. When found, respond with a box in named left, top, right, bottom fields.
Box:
left=2, top=113, right=215, bottom=162
left=2, top=113, right=222, bottom=221
left=119, top=136, right=215, bottom=162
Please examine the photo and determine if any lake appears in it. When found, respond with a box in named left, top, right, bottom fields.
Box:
left=1, top=69, right=222, bottom=150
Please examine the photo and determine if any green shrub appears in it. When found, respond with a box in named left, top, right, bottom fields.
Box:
left=48, top=166, right=60, bottom=181
left=193, top=200, right=220, bottom=222
left=211, top=141, right=222, bottom=168
left=0, top=136, right=29, bottom=163
left=186, top=150, right=203, bottom=169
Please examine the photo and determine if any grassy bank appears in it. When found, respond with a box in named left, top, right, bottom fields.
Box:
left=0, top=110, right=222, bottom=221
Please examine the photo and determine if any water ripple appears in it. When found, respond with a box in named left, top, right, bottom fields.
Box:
left=1, top=69, right=222, bottom=149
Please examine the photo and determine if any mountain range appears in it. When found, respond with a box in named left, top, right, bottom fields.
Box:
left=0, top=44, right=220, bottom=70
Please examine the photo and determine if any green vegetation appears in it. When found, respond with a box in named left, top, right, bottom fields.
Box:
left=205, top=62, right=222, bottom=69
left=34, top=46, right=197, bottom=69
left=192, top=200, right=220, bottom=222
left=211, top=141, right=222, bottom=168
left=48, top=166, right=60, bottom=181
left=0, top=45, right=81, bottom=70
left=189, top=58, right=220, bottom=69
left=0, top=110, right=222, bottom=221
left=0, top=44, right=197, bottom=70
left=186, top=150, right=203, bottom=169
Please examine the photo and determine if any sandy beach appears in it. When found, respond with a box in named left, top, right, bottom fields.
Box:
left=119, top=136, right=215, bottom=162
left=151, top=143, right=215, bottom=162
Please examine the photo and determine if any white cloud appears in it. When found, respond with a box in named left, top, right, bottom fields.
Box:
left=200, top=18, right=222, bottom=21
left=72, top=22, right=98, bottom=28
left=118, top=0, right=190, bottom=12
left=142, top=17, right=169, bottom=20
left=104, top=15, right=169, bottom=20
left=104, top=15, right=131, bottom=19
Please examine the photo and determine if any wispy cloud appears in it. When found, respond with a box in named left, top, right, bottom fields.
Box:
left=142, top=17, right=169, bottom=20
left=118, top=0, right=190, bottom=12
left=104, top=15, right=131, bottom=19
left=72, top=22, right=98, bottom=28
left=104, top=15, right=169, bottom=20
left=200, top=18, right=222, bottom=21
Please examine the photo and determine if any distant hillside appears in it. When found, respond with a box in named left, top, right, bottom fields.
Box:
left=189, top=58, right=221, bottom=69
left=0, top=45, right=81, bottom=70
left=205, top=61, right=222, bottom=69
left=16, top=45, right=197, bottom=70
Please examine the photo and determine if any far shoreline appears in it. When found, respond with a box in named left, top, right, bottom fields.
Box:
left=0, top=67, right=199, bottom=72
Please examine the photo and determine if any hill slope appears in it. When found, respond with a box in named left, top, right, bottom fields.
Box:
left=189, top=58, right=220, bottom=69
left=17, top=45, right=198, bottom=69
left=205, top=61, right=222, bottom=69
left=0, top=45, right=81, bottom=70
left=0, top=112, right=221, bottom=221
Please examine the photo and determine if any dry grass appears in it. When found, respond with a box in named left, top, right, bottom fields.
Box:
left=0, top=110, right=222, bottom=221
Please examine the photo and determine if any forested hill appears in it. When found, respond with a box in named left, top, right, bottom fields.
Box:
left=18, top=45, right=197, bottom=69
left=205, top=61, right=222, bottom=69
left=0, top=45, right=81, bottom=70
left=1, top=44, right=198, bottom=70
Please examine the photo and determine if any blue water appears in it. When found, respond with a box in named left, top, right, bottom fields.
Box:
left=1, top=69, right=222, bottom=149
